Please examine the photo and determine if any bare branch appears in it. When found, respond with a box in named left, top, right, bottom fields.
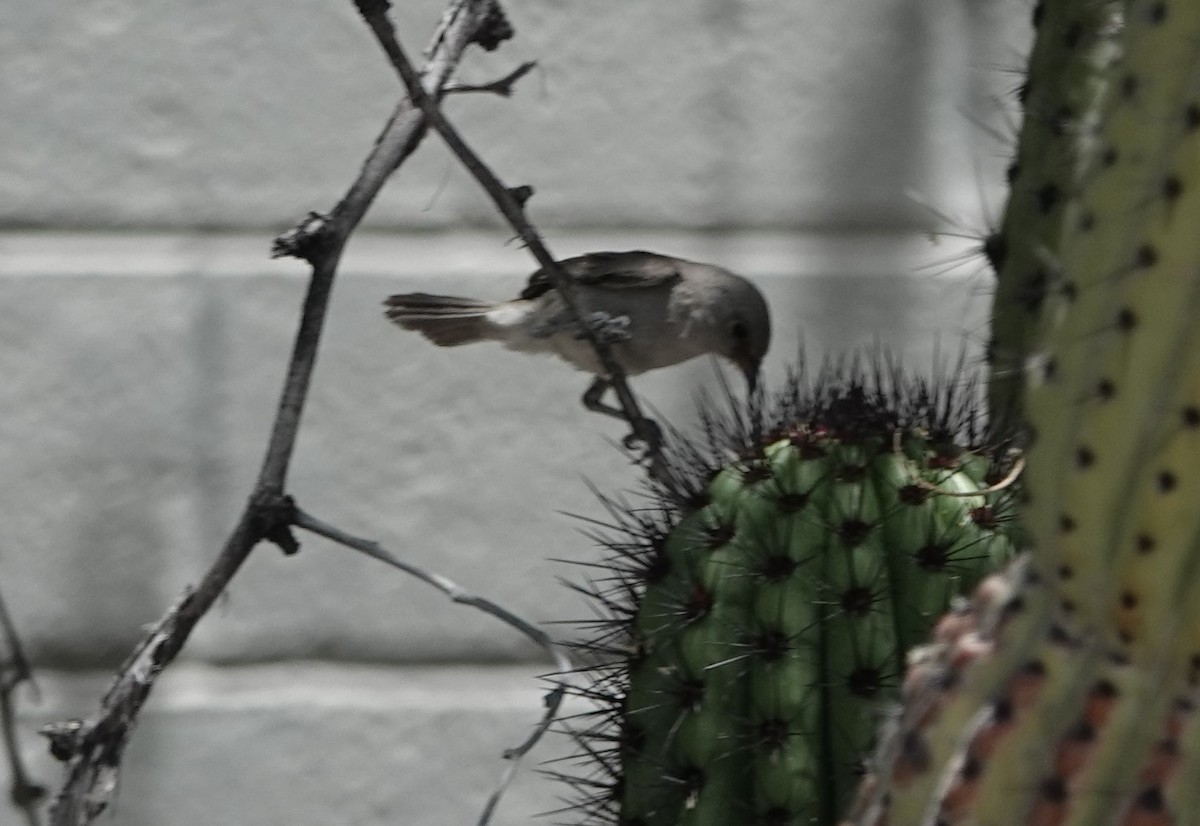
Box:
left=0, top=590, right=44, bottom=826
left=42, top=4, right=507, bottom=823
left=354, top=5, right=664, bottom=458
left=444, top=60, right=538, bottom=97
left=293, top=508, right=569, bottom=826
left=260, top=0, right=509, bottom=491
left=0, top=593, right=32, bottom=693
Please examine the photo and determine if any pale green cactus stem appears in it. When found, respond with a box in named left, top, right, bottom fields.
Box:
left=963, top=627, right=1100, bottom=823
left=1057, top=661, right=1180, bottom=826
left=869, top=559, right=1056, bottom=826
left=1021, top=0, right=1200, bottom=662
left=988, top=0, right=1125, bottom=417
left=1171, top=697, right=1200, bottom=821
left=855, top=565, right=1192, bottom=826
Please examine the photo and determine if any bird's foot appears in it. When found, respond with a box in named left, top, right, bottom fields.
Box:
left=578, top=312, right=632, bottom=343
left=622, top=417, right=663, bottom=453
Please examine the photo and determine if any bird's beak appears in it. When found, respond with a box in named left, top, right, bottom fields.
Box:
left=742, top=361, right=760, bottom=395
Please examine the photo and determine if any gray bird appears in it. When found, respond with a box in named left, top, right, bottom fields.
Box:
left=383, top=250, right=771, bottom=430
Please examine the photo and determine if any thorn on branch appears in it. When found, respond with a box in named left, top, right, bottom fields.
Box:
left=41, top=720, right=85, bottom=763
left=474, top=1, right=513, bottom=51
left=507, top=185, right=534, bottom=208
left=251, top=494, right=301, bottom=556
left=271, top=212, right=333, bottom=263
left=444, top=60, right=537, bottom=98
left=353, top=0, right=392, bottom=20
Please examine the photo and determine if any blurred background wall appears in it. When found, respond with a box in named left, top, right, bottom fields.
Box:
left=1, top=0, right=1027, bottom=822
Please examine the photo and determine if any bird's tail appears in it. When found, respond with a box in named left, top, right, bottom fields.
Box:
left=383, top=293, right=498, bottom=347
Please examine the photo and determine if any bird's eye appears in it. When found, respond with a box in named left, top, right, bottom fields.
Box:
left=730, top=319, right=749, bottom=340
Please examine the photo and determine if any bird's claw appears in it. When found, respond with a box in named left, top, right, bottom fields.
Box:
left=622, top=417, right=663, bottom=452
left=582, top=312, right=632, bottom=344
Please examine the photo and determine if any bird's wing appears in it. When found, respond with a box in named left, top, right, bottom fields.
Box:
left=519, top=251, right=684, bottom=300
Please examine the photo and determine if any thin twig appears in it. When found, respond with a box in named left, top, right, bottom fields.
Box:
left=42, top=4, right=505, bottom=824
left=354, top=4, right=663, bottom=458
left=292, top=508, right=569, bottom=826
left=294, top=509, right=569, bottom=671
left=0, top=592, right=33, bottom=693
left=444, top=60, right=538, bottom=96
left=892, top=430, right=1026, bottom=497
left=0, top=688, right=43, bottom=826
left=0, top=590, right=43, bottom=826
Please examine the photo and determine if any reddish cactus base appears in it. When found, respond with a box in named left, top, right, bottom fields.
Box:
left=848, top=556, right=1200, bottom=826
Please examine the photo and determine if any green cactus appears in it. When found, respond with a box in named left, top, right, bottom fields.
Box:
left=558, top=366, right=1020, bottom=825
left=563, top=1, right=1200, bottom=821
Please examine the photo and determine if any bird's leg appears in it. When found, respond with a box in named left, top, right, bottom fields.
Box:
left=582, top=377, right=624, bottom=420
left=581, top=377, right=662, bottom=451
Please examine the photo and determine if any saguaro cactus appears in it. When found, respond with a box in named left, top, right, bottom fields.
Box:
left=1019, top=0, right=1200, bottom=664
left=987, top=0, right=1125, bottom=416
left=849, top=1, right=1200, bottom=823
left=849, top=559, right=1197, bottom=826
left=558, top=368, right=1019, bottom=825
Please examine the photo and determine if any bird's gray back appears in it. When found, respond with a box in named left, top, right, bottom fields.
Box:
left=519, top=250, right=685, bottom=300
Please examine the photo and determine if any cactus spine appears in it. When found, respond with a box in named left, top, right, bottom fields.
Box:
left=561, top=373, right=1018, bottom=824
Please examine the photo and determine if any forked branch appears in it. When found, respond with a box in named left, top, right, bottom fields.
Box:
left=42, top=4, right=509, bottom=824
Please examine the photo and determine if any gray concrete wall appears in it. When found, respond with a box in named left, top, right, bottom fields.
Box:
left=5, top=0, right=1020, bottom=231
left=1, top=0, right=1027, bottom=823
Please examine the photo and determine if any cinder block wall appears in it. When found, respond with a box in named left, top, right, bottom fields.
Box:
left=2, top=1, right=1027, bottom=823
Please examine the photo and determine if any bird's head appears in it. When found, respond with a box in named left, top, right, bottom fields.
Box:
left=715, top=276, right=772, bottom=393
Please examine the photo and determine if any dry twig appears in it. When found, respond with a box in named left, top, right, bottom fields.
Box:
left=0, top=589, right=43, bottom=826
left=444, top=60, right=538, bottom=97
left=42, top=4, right=510, bottom=824
left=293, top=508, right=570, bottom=826
left=43, top=0, right=654, bottom=821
